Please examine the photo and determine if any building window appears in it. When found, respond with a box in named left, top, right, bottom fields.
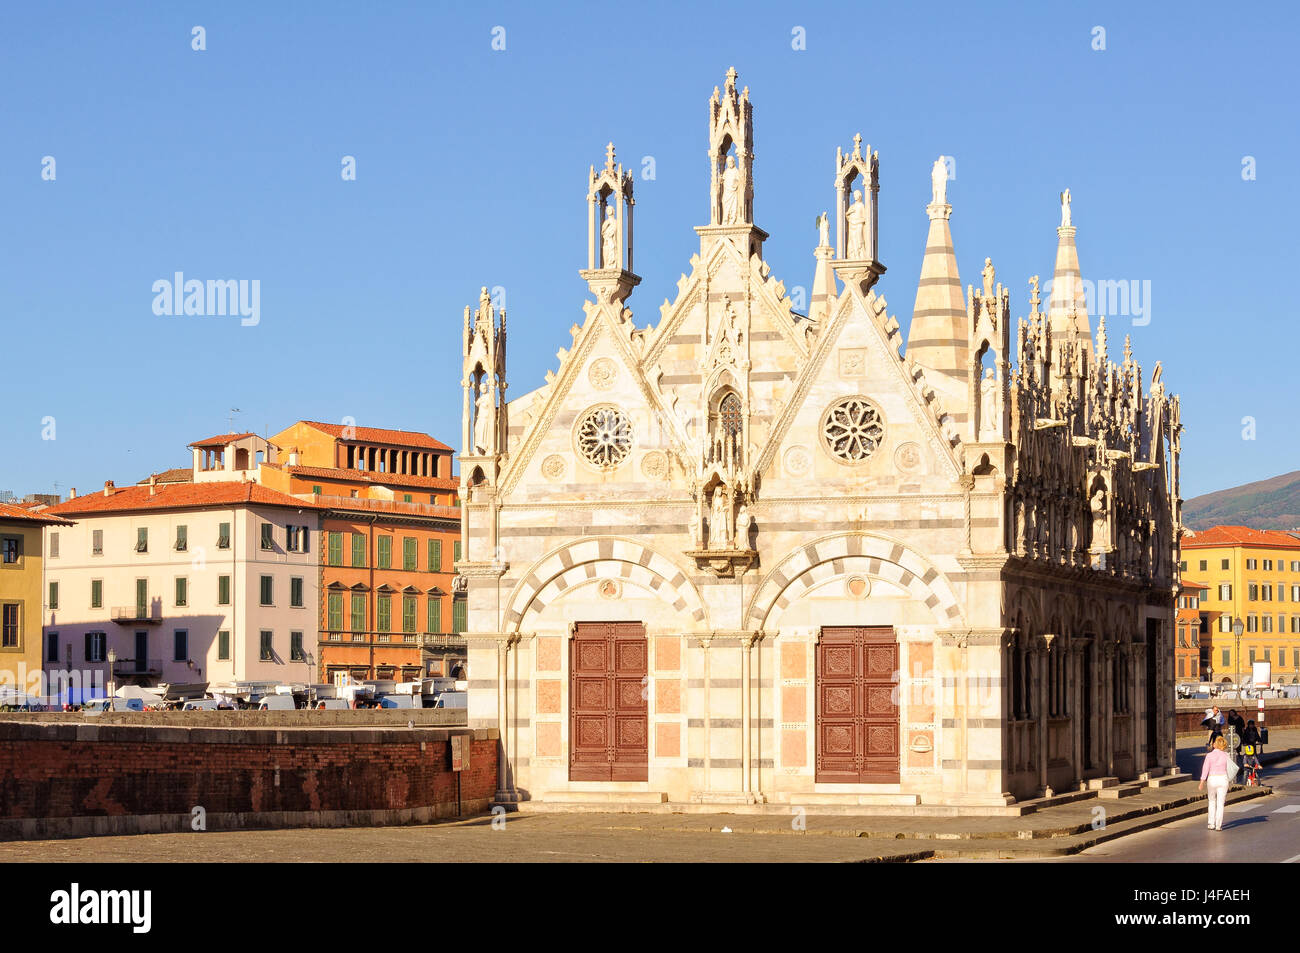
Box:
left=328, top=532, right=343, bottom=567
left=48, top=581, right=59, bottom=610
left=350, top=594, right=366, bottom=632
left=377, top=595, right=392, bottom=632
left=286, top=525, right=309, bottom=553
left=218, top=630, right=230, bottom=660
left=85, top=631, right=106, bottom=662
left=378, top=536, right=392, bottom=570
left=453, top=539, right=462, bottom=564
left=290, top=577, right=304, bottom=608
left=1199, top=560, right=1207, bottom=572
left=1, top=537, right=20, bottom=564
left=1248, top=583, right=1258, bottom=601
left=403, top=537, right=417, bottom=571
left=217, top=522, right=231, bottom=549
left=1, top=604, right=19, bottom=647
left=1247, top=558, right=1257, bottom=570
left=173, top=629, right=188, bottom=662
left=1218, top=615, right=1231, bottom=633
left=1293, top=616, right=1300, bottom=634
left=327, top=593, right=343, bottom=631
left=1263, top=615, right=1273, bottom=633
left=351, top=532, right=366, bottom=568
left=402, top=595, right=417, bottom=633
left=218, top=575, right=231, bottom=606
left=311, top=485, right=322, bottom=495
left=1179, top=560, right=1187, bottom=573
left=46, top=632, right=59, bottom=663
left=49, top=532, right=59, bottom=559
left=260, top=523, right=274, bottom=551
left=91, top=579, right=103, bottom=609
left=1222, top=648, right=1230, bottom=668
left=1293, top=562, right=1300, bottom=573
left=427, top=596, right=442, bottom=634
left=1178, top=658, right=1185, bottom=677
left=291, top=631, right=304, bottom=661
left=1264, top=648, right=1272, bottom=662
left=428, top=539, right=442, bottom=573
left=403, top=493, right=413, bottom=503
left=452, top=596, right=467, bottom=634
left=1178, top=628, right=1187, bottom=647
left=92, top=529, right=103, bottom=556
left=1247, top=615, right=1258, bottom=633
left=136, top=527, right=148, bottom=553
left=1249, top=648, right=1257, bottom=664
left=175, top=525, right=188, bottom=551
left=175, top=577, right=188, bottom=607
left=1222, top=559, right=1230, bottom=570
left=259, top=575, right=273, bottom=606
left=1219, top=583, right=1232, bottom=600
left=260, top=630, right=273, bottom=661
left=1265, top=559, right=1274, bottom=571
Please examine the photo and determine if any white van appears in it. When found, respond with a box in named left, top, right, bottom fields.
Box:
left=83, top=697, right=145, bottom=713
left=257, top=694, right=297, bottom=711
left=376, top=694, right=418, bottom=709
left=433, top=692, right=467, bottom=709
left=312, top=698, right=349, bottom=710
left=181, top=698, right=224, bottom=711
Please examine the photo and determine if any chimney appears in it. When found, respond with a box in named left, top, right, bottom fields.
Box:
left=103, top=480, right=115, bottom=497
left=69, top=487, right=77, bottom=499
left=149, top=475, right=157, bottom=496
left=288, top=447, right=300, bottom=466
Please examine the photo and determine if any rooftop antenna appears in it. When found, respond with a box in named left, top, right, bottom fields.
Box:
left=228, top=407, right=242, bottom=433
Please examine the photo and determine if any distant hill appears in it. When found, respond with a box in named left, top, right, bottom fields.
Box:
left=1184, top=471, right=1300, bottom=531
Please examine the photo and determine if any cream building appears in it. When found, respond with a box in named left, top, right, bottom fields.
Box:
left=458, top=69, right=1183, bottom=809
left=44, top=477, right=323, bottom=696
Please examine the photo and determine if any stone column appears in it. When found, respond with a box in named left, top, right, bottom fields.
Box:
left=1069, top=638, right=1086, bottom=785
left=1036, top=634, right=1052, bottom=794
left=1102, top=640, right=1116, bottom=776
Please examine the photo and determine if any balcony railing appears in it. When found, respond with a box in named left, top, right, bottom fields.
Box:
left=318, top=631, right=466, bottom=648
left=112, top=657, right=163, bottom=676
left=304, top=494, right=462, bottom=521
left=111, top=606, right=162, bottom=624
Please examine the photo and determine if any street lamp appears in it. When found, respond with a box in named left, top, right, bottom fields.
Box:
left=1233, top=616, right=1244, bottom=696
left=106, top=647, right=117, bottom=702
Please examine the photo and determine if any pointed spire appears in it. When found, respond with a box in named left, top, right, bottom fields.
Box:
left=808, top=212, right=837, bottom=323
left=907, top=157, right=968, bottom=418
left=1048, top=188, right=1092, bottom=365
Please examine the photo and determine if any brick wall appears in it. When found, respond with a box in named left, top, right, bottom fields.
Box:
left=0, top=722, right=498, bottom=839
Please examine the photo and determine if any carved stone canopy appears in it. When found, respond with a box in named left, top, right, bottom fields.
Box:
left=685, top=547, right=758, bottom=578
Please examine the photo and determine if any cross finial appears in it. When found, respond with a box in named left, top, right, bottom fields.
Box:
left=605, top=141, right=617, bottom=169
left=852, top=133, right=862, bottom=159
left=725, top=66, right=737, bottom=88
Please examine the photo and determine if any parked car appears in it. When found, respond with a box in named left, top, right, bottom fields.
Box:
left=83, top=697, right=145, bottom=713
left=432, top=692, right=467, bottom=709
left=312, top=698, right=349, bottom=710
left=375, top=694, right=418, bottom=709
left=181, top=698, right=224, bottom=711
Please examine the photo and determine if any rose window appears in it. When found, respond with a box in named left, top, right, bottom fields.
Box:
left=822, top=397, right=884, bottom=462
left=577, top=406, right=632, bottom=468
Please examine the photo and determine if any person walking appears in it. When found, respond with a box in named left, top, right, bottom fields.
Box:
left=1199, top=736, right=1233, bottom=831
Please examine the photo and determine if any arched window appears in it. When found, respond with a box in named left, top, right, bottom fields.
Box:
left=718, top=392, right=742, bottom=441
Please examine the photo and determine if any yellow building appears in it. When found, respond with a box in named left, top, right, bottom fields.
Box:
left=0, top=502, right=73, bottom=696
left=1182, top=525, right=1300, bottom=687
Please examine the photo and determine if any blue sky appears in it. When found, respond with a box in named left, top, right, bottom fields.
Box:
left=1, top=1, right=1295, bottom=500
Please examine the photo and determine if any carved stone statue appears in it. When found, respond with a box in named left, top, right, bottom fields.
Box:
left=473, top=381, right=496, bottom=455
left=735, top=503, right=752, bottom=549
left=846, top=189, right=868, bottom=259
left=601, top=205, right=619, bottom=269
left=1060, top=188, right=1072, bottom=228
left=817, top=211, right=829, bottom=247
left=982, top=257, right=995, bottom=299
left=1090, top=484, right=1110, bottom=549
left=708, top=486, right=731, bottom=550
left=721, top=155, right=741, bottom=224
left=931, top=157, right=948, bottom=205
left=979, top=368, right=998, bottom=438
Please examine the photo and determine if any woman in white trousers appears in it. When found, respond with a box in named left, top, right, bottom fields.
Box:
left=1198, top=735, right=1231, bottom=831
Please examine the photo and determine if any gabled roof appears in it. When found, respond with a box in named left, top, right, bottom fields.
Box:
left=136, top=467, right=194, bottom=485
left=1182, top=525, right=1300, bottom=550
left=47, top=481, right=325, bottom=517
left=1179, top=579, right=1208, bottom=591
left=297, top=421, right=452, bottom=452
left=189, top=432, right=260, bottom=448
left=0, top=502, right=74, bottom=526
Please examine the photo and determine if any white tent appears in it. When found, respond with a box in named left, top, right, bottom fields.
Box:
left=114, top=685, right=164, bottom=704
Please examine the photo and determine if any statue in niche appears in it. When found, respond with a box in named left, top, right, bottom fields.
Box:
left=931, top=157, right=948, bottom=205
left=708, top=486, right=732, bottom=550
left=1090, top=484, right=1110, bottom=549
left=982, top=257, right=995, bottom=299
left=979, top=367, right=998, bottom=439
left=1060, top=188, right=1072, bottom=228
left=721, top=154, right=741, bottom=224
left=601, top=205, right=619, bottom=269
left=735, top=503, right=752, bottom=549
left=846, top=189, right=868, bottom=258
left=473, top=381, right=496, bottom=455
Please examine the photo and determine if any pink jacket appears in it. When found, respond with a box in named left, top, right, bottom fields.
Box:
left=1201, top=748, right=1231, bottom=780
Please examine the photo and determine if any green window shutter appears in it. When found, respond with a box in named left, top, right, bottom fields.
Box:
left=352, top=532, right=366, bottom=568
left=327, top=593, right=343, bottom=630
left=378, top=537, right=392, bottom=569
left=427, top=597, right=442, bottom=634
left=48, top=581, right=58, bottom=610
left=377, top=595, right=391, bottom=632
left=135, top=578, right=148, bottom=612
left=291, top=577, right=303, bottom=608
left=453, top=539, right=462, bottom=564
left=350, top=594, right=366, bottom=632
left=137, top=527, right=148, bottom=553
left=175, top=577, right=187, bottom=607
left=218, top=575, right=231, bottom=606
left=176, top=525, right=187, bottom=551
left=91, top=579, right=103, bottom=609
left=402, top=596, right=416, bottom=633
left=218, top=630, right=230, bottom=660
left=328, top=532, right=343, bottom=567
left=452, top=597, right=467, bottom=634
left=429, top=539, right=442, bottom=572
left=403, top=537, right=417, bottom=571
left=260, top=575, right=273, bottom=605
left=217, top=522, right=230, bottom=549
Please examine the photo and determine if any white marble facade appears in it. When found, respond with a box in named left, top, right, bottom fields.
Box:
left=456, top=70, right=1182, bottom=809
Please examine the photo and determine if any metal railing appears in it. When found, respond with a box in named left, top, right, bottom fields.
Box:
left=113, top=657, right=164, bottom=676
left=318, top=631, right=467, bottom=647
left=305, top=494, right=462, bottom=520
left=111, top=605, right=161, bottom=623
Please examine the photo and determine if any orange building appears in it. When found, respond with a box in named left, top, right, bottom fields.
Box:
left=263, top=421, right=465, bottom=682
left=1175, top=581, right=1208, bottom=684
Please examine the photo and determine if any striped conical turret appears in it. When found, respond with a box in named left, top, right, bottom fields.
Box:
left=907, top=166, right=969, bottom=421
left=1048, top=189, right=1092, bottom=365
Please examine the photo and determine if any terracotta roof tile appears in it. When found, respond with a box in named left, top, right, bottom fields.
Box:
left=0, top=502, right=74, bottom=525
left=189, top=432, right=261, bottom=448
left=1182, top=525, right=1300, bottom=550
left=298, top=421, right=452, bottom=452
left=136, top=467, right=194, bottom=485
left=47, top=481, right=325, bottom=517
